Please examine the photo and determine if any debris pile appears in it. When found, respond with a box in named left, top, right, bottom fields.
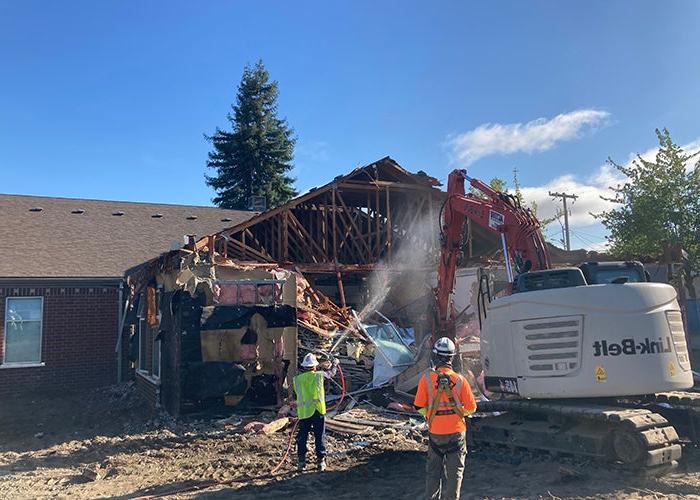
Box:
left=295, top=273, right=357, bottom=353
left=295, top=273, right=375, bottom=390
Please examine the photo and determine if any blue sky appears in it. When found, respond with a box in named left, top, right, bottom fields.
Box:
left=1, top=1, right=699, bottom=249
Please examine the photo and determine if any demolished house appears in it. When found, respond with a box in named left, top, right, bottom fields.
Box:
left=123, top=157, right=505, bottom=413
left=126, top=245, right=425, bottom=414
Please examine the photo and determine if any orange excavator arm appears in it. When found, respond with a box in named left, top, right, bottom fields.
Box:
left=433, top=169, right=551, bottom=341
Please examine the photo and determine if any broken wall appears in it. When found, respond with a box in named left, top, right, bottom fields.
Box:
left=129, top=252, right=298, bottom=415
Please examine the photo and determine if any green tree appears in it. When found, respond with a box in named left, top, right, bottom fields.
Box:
left=489, top=177, right=507, bottom=192
left=470, top=177, right=506, bottom=198
left=474, top=171, right=555, bottom=227
left=512, top=167, right=558, bottom=228
left=594, top=129, right=700, bottom=266
left=205, top=61, right=297, bottom=209
left=512, top=168, right=525, bottom=205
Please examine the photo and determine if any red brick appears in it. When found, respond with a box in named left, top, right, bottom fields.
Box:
left=0, top=285, right=120, bottom=397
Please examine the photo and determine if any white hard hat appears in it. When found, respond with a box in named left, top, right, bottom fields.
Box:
left=433, top=337, right=456, bottom=357
left=301, top=353, right=319, bottom=368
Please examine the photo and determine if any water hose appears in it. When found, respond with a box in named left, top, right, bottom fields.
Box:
left=133, top=417, right=300, bottom=500
left=133, top=361, right=346, bottom=499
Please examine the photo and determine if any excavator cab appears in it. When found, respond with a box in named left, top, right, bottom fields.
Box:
left=511, top=261, right=649, bottom=293
left=579, top=260, right=650, bottom=284
left=512, top=267, right=586, bottom=294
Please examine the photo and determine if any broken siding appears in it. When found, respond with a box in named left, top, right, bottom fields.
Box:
left=126, top=255, right=300, bottom=414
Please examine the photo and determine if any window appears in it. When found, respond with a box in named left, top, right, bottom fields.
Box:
left=152, top=338, right=161, bottom=379
left=136, top=290, right=162, bottom=381
left=4, top=297, right=43, bottom=365
left=137, top=297, right=148, bottom=371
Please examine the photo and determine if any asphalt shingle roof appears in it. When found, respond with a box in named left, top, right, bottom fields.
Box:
left=0, top=194, right=253, bottom=278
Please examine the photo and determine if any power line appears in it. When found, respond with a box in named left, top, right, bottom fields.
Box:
left=570, top=229, right=608, bottom=251
left=571, top=231, right=597, bottom=247
left=572, top=228, right=608, bottom=241
left=548, top=191, right=579, bottom=251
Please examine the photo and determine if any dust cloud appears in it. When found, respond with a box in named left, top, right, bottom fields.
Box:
left=357, top=213, right=439, bottom=321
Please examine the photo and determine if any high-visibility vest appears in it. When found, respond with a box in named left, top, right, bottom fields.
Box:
left=294, top=371, right=326, bottom=419
left=421, top=369, right=472, bottom=433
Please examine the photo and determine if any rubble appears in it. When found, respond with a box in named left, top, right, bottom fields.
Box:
left=261, top=417, right=290, bottom=434
left=2, top=383, right=700, bottom=499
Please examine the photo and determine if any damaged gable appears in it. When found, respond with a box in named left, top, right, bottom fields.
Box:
left=198, top=157, right=445, bottom=273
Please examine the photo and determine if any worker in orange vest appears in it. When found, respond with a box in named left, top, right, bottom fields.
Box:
left=414, top=337, right=477, bottom=500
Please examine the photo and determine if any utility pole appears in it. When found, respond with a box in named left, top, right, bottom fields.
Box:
left=549, top=191, right=578, bottom=251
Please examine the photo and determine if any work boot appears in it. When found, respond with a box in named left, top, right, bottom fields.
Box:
left=317, top=458, right=327, bottom=472
left=297, top=460, right=305, bottom=473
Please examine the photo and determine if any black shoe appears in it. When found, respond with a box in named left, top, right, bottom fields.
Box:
left=317, top=458, right=327, bottom=472
left=297, top=461, right=305, bottom=473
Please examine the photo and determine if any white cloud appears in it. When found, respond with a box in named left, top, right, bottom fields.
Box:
left=619, top=138, right=700, bottom=172
left=520, top=168, right=621, bottom=227
left=448, top=109, right=611, bottom=166
left=518, top=136, right=700, bottom=250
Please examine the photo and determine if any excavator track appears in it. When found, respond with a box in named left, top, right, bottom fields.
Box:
left=472, top=399, right=682, bottom=475
left=621, top=391, right=700, bottom=443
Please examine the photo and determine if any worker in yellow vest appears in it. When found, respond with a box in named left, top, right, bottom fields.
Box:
left=293, top=353, right=337, bottom=472
left=414, top=337, right=476, bottom=500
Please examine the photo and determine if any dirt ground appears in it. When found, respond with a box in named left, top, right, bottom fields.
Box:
left=1, top=384, right=700, bottom=500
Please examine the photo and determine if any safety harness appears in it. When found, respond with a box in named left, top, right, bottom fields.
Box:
left=429, top=433, right=466, bottom=456
left=423, top=369, right=467, bottom=426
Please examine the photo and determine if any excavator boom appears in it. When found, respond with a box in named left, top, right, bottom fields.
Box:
left=434, top=169, right=550, bottom=340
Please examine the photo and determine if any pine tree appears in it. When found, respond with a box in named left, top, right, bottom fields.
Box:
left=205, top=61, right=297, bottom=209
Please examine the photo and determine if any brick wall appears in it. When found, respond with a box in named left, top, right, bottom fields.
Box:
left=0, top=284, right=119, bottom=397
left=135, top=372, right=160, bottom=410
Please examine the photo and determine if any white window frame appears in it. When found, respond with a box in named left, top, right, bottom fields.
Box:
left=2, top=296, right=45, bottom=368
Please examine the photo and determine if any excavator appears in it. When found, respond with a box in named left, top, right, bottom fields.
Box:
left=434, top=169, right=699, bottom=474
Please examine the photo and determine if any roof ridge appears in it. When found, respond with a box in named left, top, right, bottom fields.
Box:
left=0, top=192, right=249, bottom=212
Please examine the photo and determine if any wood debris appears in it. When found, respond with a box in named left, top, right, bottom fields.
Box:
left=262, top=417, right=290, bottom=434
left=295, top=272, right=371, bottom=376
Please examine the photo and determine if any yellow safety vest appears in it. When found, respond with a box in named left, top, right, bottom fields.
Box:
left=294, top=371, right=326, bottom=419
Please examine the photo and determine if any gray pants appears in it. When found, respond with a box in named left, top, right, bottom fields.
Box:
left=425, top=431, right=466, bottom=500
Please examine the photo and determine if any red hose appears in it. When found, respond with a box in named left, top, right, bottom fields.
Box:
left=269, top=417, right=299, bottom=475
left=327, top=362, right=346, bottom=412
left=133, top=418, right=300, bottom=500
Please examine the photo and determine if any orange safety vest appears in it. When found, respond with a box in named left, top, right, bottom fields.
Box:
left=414, top=367, right=476, bottom=435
